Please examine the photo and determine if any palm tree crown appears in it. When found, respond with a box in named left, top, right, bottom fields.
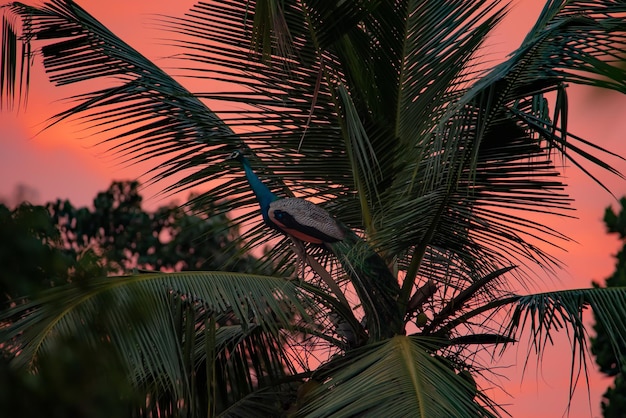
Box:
left=2, top=0, right=626, bottom=416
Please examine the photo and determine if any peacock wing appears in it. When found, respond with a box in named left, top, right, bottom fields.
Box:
left=268, top=198, right=345, bottom=243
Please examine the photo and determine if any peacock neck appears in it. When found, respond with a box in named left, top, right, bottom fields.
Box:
left=240, top=158, right=277, bottom=217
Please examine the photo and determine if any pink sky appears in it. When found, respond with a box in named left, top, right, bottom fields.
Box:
left=2, top=1, right=626, bottom=416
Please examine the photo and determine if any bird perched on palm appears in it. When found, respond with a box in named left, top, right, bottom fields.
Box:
left=226, top=149, right=346, bottom=291
left=226, top=149, right=345, bottom=246
left=227, top=149, right=402, bottom=338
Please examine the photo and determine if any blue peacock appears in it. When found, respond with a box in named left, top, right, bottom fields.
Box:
left=226, top=150, right=345, bottom=247
left=227, top=149, right=402, bottom=339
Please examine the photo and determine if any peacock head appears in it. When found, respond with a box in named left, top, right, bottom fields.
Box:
left=226, top=149, right=246, bottom=162
left=225, top=148, right=277, bottom=209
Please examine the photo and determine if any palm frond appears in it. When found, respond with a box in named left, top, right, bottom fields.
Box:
left=1, top=12, right=22, bottom=110
left=296, top=335, right=498, bottom=417
left=380, top=0, right=626, bottom=295
left=503, top=287, right=626, bottom=403
left=393, top=0, right=506, bottom=142
left=452, top=0, right=626, bottom=179
left=2, top=0, right=241, bottom=192
left=425, top=265, right=517, bottom=333
left=2, top=271, right=316, bottom=408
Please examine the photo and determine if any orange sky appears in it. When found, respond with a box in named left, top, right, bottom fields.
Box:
left=2, top=1, right=626, bottom=416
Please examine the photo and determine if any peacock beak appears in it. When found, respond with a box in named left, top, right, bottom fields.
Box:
left=225, top=151, right=239, bottom=161
left=225, top=149, right=246, bottom=161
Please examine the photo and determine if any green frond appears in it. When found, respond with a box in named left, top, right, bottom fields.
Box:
left=2, top=271, right=316, bottom=410
left=2, top=0, right=241, bottom=196
left=296, top=335, right=497, bottom=418
left=503, top=287, right=626, bottom=403
left=337, top=83, right=380, bottom=229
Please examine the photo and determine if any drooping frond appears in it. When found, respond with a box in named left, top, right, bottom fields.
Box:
left=296, top=335, right=499, bottom=417
left=381, top=0, right=626, bottom=297
left=1, top=0, right=241, bottom=193
left=452, top=0, right=626, bottom=186
left=503, top=287, right=626, bottom=402
left=1, top=271, right=317, bottom=412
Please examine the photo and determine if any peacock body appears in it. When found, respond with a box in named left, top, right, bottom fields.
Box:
left=227, top=150, right=344, bottom=245
left=227, top=149, right=402, bottom=339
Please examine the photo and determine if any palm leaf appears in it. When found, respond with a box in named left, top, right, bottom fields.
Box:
left=451, top=0, right=626, bottom=178
left=502, top=287, right=626, bottom=405
left=1, top=13, right=21, bottom=110
left=379, top=0, right=626, bottom=295
left=2, top=271, right=317, bottom=410
left=2, top=0, right=242, bottom=196
left=505, top=286, right=626, bottom=363
left=424, top=265, right=517, bottom=333
left=296, top=335, right=498, bottom=417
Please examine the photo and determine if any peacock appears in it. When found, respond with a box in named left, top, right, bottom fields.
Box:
left=226, top=149, right=345, bottom=247
left=226, top=149, right=402, bottom=339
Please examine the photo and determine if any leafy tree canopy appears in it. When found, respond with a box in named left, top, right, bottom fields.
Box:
left=2, top=0, right=626, bottom=416
left=46, top=180, right=265, bottom=274
left=0, top=181, right=265, bottom=417
left=592, top=197, right=626, bottom=417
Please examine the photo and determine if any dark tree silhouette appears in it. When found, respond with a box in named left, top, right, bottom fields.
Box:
left=592, top=197, right=626, bottom=417
left=0, top=181, right=265, bottom=417
left=46, top=180, right=265, bottom=274
left=3, top=1, right=626, bottom=416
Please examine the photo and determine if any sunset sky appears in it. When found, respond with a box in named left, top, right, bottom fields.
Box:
left=2, top=1, right=626, bottom=416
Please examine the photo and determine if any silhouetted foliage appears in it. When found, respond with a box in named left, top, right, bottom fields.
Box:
left=46, top=180, right=264, bottom=274
left=0, top=203, right=102, bottom=301
left=3, top=1, right=626, bottom=416
left=591, top=197, right=626, bottom=417
left=0, top=181, right=264, bottom=417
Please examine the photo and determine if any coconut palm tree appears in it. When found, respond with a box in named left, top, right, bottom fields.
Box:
left=2, top=0, right=626, bottom=416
